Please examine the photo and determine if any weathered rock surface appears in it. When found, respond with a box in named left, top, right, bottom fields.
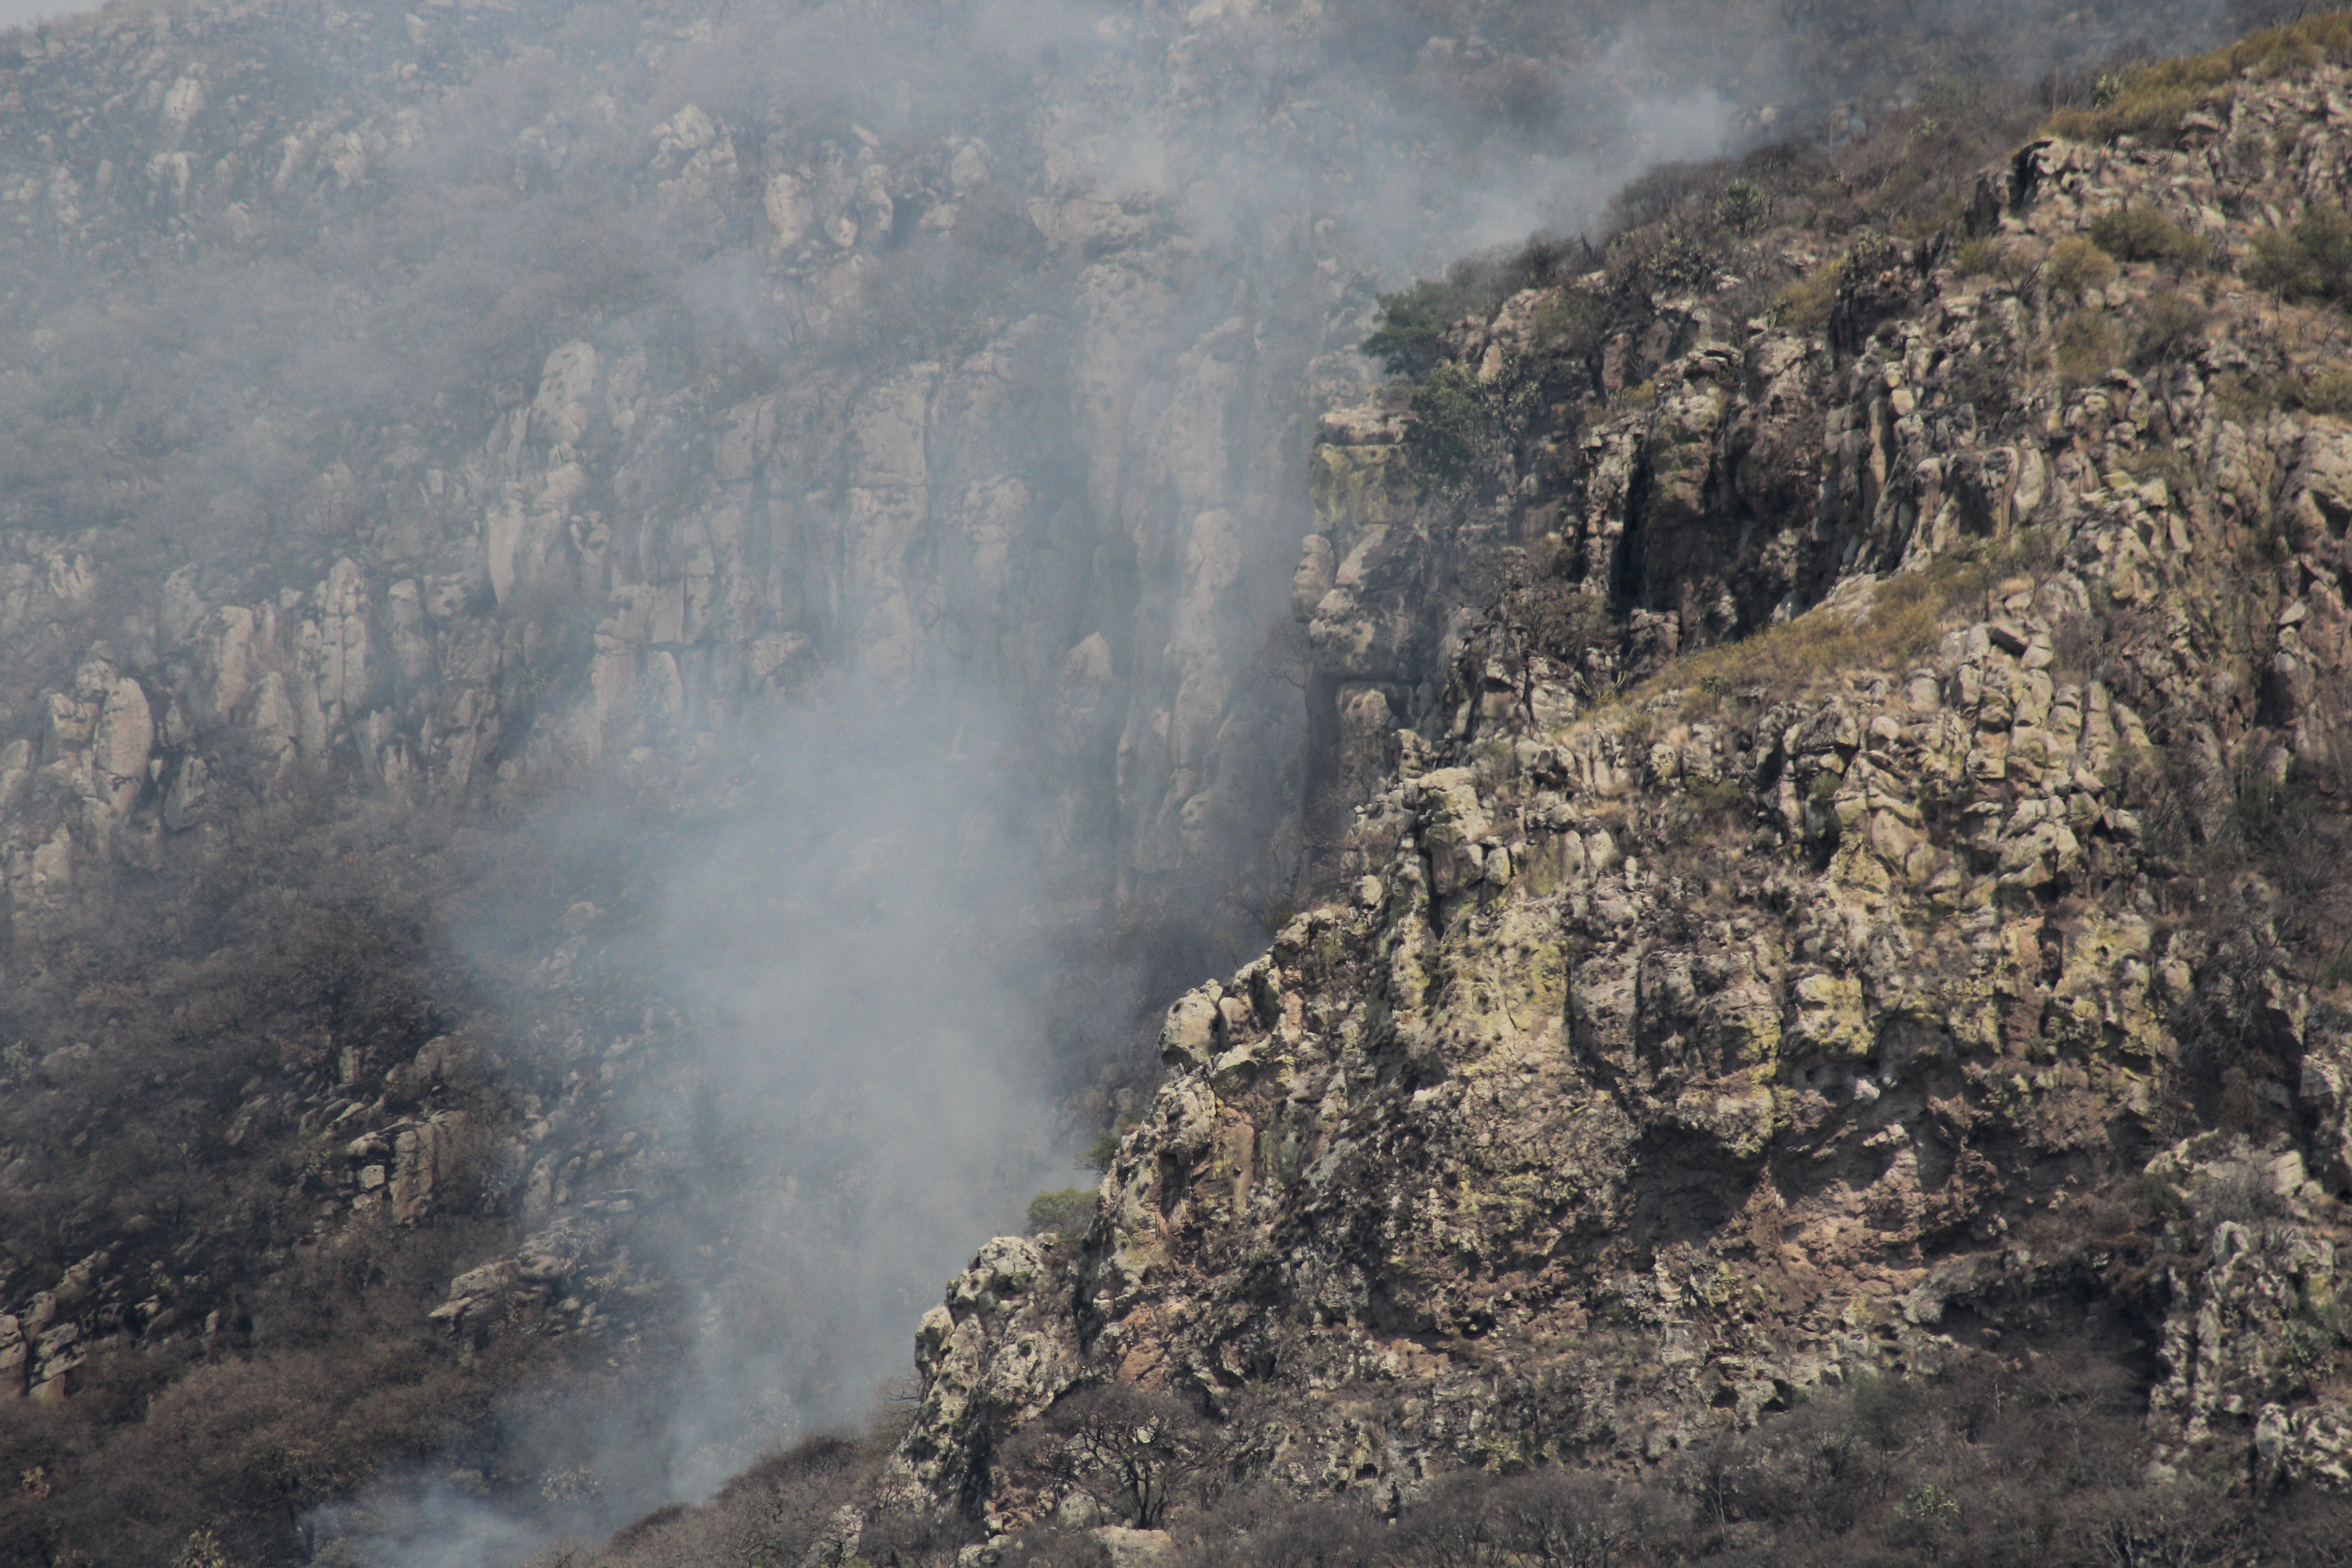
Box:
left=900, top=59, right=2352, bottom=1517
left=0, top=0, right=1392, bottom=977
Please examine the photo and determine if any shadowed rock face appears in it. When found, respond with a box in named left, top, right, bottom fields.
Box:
left=897, top=56, right=2352, bottom=1517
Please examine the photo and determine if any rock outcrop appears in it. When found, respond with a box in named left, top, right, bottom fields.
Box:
left=899, top=47, right=2352, bottom=1519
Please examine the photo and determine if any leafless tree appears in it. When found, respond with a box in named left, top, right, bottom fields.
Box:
left=1008, top=1383, right=1215, bottom=1530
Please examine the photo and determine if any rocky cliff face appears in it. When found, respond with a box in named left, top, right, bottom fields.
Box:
left=0, top=0, right=1823, bottom=1433
left=0, top=0, right=2336, bottom=1558
left=898, top=43, right=2352, bottom=1520
left=0, top=0, right=1348, bottom=956
left=0, top=0, right=2293, bottom=969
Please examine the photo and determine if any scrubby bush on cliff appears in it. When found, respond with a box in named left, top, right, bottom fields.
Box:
left=847, top=1505, right=977, bottom=1568
left=1365, top=70, right=2063, bottom=460
left=1509, top=544, right=1622, bottom=680
left=2054, top=309, right=2124, bottom=384
left=0, top=774, right=671, bottom=1563
left=1024, top=1189, right=1096, bottom=1247
left=0, top=1329, right=549, bottom=1566
left=2133, top=289, right=2209, bottom=365
left=1400, top=359, right=1546, bottom=496
left=2046, top=236, right=2120, bottom=302
left=2249, top=203, right=2352, bottom=312
left=2089, top=204, right=2212, bottom=269
left=1364, top=279, right=1485, bottom=380
left=1134, top=1350, right=2337, bottom=1566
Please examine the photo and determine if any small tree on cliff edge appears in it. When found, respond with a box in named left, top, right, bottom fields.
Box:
left=1006, top=1382, right=1214, bottom=1530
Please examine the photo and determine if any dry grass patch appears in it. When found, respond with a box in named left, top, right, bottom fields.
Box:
left=1665, top=533, right=2055, bottom=715
left=2045, top=9, right=2352, bottom=144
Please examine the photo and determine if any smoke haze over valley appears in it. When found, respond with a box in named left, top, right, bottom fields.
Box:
left=0, top=0, right=2337, bottom=1561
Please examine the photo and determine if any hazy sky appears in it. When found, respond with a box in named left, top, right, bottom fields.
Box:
left=0, top=0, right=98, bottom=31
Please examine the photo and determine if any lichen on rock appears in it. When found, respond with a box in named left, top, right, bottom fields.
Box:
left=897, top=53, right=2352, bottom=1515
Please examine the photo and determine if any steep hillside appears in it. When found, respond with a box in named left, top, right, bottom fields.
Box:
left=0, top=0, right=2333, bottom=1562
left=868, top=11, right=2352, bottom=1559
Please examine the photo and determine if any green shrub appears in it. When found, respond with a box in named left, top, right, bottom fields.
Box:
left=1362, top=279, right=1478, bottom=379
left=2124, top=1169, right=2191, bottom=1220
left=172, top=1531, right=236, bottom=1568
left=1951, top=236, right=2040, bottom=294
left=2042, top=11, right=2352, bottom=143
left=2123, top=446, right=2192, bottom=493
left=1898, top=1482, right=1960, bottom=1523
left=2277, top=1317, right=2341, bottom=1397
left=1402, top=358, right=1541, bottom=493
left=2134, top=290, right=2207, bottom=365
left=2089, top=205, right=2206, bottom=267
left=2303, top=370, right=2352, bottom=418
left=2056, top=311, right=2122, bottom=385
left=1026, top=1188, right=1096, bottom=1245
left=1713, top=179, right=1771, bottom=236
left=1081, top=1119, right=1137, bottom=1173
left=2046, top=236, right=2118, bottom=302
left=1643, top=230, right=1720, bottom=295
left=2212, top=371, right=2279, bottom=424
left=1684, top=779, right=1748, bottom=816
left=2248, top=204, right=2352, bottom=309
left=1945, top=349, right=2017, bottom=423
left=1530, top=288, right=1607, bottom=360
left=1770, top=259, right=1842, bottom=333
left=1951, top=235, right=2006, bottom=278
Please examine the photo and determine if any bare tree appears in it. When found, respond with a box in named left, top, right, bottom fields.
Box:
left=1008, top=1383, right=1215, bottom=1530
left=1490, top=1469, right=1635, bottom=1568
